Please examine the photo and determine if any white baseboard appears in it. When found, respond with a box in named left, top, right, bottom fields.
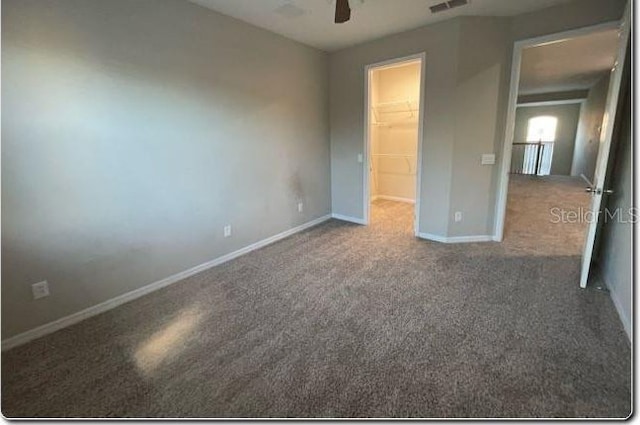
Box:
left=374, top=195, right=415, bottom=204
left=417, top=232, right=495, bottom=244
left=2, top=214, right=332, bottom=351
left=331, top=213, right=366, bottom=225
left=417, top=232, right=449, bottom=243
left=602, top=275, right=631, bottom=341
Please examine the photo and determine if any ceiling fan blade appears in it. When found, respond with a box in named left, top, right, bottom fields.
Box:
left=335, top=0, right=351, bottom=23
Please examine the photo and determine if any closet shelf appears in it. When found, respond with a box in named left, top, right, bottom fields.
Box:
left=373, top=99, right=419, bottom=111
left=371, top=153, right=416, bottom=175
left=372, top=99, right=419, bottom=126
left=373, top=120, right=418, bottom=127
left=372, top=154, right=416, bottom=157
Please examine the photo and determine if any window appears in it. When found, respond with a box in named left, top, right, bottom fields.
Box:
left=517, top=115, right=557, bottom=176
left=526, top=116, right=557, bottom=142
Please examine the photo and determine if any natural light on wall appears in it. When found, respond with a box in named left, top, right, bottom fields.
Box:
left=526, top=116, right=558, bottom=142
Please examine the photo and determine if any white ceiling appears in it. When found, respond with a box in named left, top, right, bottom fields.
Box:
left=519, top=28, right=619, bottom=95
left=190, top=0, right=574, bottom=52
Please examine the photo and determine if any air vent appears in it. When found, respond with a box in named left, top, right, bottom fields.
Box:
left=448, top=0, right=468, bottom=8
left=429, top=0, right=468, bottom=14
left=429, top=2, right=448, bottom=13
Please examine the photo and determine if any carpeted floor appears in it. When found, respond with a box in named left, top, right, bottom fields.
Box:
left=502, top=175, right=591, bottom=256
left=1, top=176, right=630, bottom=418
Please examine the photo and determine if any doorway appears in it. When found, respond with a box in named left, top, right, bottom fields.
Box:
left=364, top=54, right=425, bottom=235
left=494, top=7, right=630, bottom=287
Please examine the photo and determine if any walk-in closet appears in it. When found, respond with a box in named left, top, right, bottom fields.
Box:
left=368, top=59, right=421, bottom=223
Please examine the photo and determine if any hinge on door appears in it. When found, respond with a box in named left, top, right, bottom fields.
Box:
left=589, top=266, right=610, bottom=293
left=593, top=281, right=610, bottom=293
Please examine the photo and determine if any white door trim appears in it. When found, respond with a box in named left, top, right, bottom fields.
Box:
left=493, top=20, right=621, bottom=242
left=363, top=52, right=426, bottom=235
left=517, top=99, right=586, bottom=108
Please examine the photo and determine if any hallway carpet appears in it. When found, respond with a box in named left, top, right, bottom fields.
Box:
left=2, top=178, right=630, bottom=418
left=502, top=175, right=591, bottom=256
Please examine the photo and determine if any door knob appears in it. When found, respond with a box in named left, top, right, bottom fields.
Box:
left=585, top=187, right=614, bottom=195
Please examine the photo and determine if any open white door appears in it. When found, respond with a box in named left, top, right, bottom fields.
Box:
left=579, top=3, right=631, bottom=289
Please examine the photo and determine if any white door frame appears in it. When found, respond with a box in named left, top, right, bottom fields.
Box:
left=363, top=52, right=426, bottom=236
left=493, top=20, right=622, bottom=243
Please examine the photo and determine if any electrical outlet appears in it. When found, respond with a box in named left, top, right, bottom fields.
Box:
left=454, top=211, right=462, bottom=222
left=223, top=225, right=232, bottom=238
left=357, top=153, right=363, bottom=163
left=32, top=280, right=50, bottom=300
left=297, top=202, right=304, bottom=213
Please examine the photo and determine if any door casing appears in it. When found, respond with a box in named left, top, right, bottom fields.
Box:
left=493, top=19, right=622, bottom=243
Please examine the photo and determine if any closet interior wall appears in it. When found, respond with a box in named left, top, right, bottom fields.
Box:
left=370, top=62, right=420, bottom=204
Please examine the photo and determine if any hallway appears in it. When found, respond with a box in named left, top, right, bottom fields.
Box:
left=502, top=175, right=591, bottom=256
left=370, top=174, right=590, bottom=257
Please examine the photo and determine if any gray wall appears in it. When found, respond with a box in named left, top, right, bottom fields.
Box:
left=330, top=17, right=512, bottom=237
left=2, top=0, right=330, bottom=338
left=513, top=103, right=581, bottom=176
left=571, top=75, right=611, bottom=181
left=450, top=18, right=512, bottom=237
left=329, top=0, right=625, bottom=238
left=597, top=89, right=631, bottom=338
left=509, top=0, right=625, bottom=41
left=330, top=18, right=461, bottom=235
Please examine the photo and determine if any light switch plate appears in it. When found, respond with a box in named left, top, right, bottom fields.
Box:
left=481, top=154, right=496, bottom=165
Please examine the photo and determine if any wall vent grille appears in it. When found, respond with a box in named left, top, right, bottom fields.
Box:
left=429, top=0, right=468, bottom=14
left=447, top=0, right=468, bottom=8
